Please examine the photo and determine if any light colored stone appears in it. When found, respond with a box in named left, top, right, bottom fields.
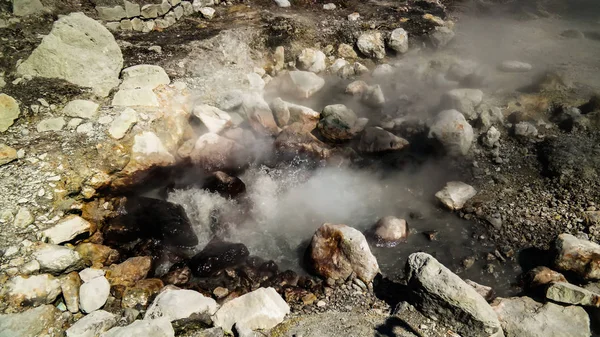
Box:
left=36, top=117, right=65, bottom=132
left=0, top=305, right=65, bottom=337
left=372, top=216, right=408, bottom=246
left=193, top=104, right=232, bottom=134
left=0, top=94, right=20, bottom=132
left=12, top=0, right=46, bottom=16
left=348, top=12, right=360, bottom=21
left=61, top=272, right=81, bottom=313
left=124, top=0, right=141, bottom=18
left=193, top=0, right=215, bottom=11
left=361, top=84, right=385, bottom=107
left=42, top=214, right=93, bottom=244
left=13, top=207, right=33, bottom=228
left=66, top=310, right=117, bottom=337
left=79, top=268, right=106, bottom=283
left=17, top=13, right=123, bottom=97
left=388, top=28, right=408, bottom=53
left=173, top=5, right=184, bottom=19
left=499, top=61, right=532, bottom=73
left=130, top=18, right=143, bottom=31
left=120, top=65, right=170, bottom=90
left=555, top=233, right=600, bottom=280
left=120, top=19, right=133, bottom=31
left=514, top=121, right=538, bottom=137
left=102, top=318, right=175, bottom=337
left=105, top=22, right=120, bottom=31
left=246, top=73, right=265, bottom=91
left=145, top=288, right=218, bottom=321
left=358, top=127, right=409, bottom=153
left=283, top=71, right=325, bottom=98
left=441, top=88, right=483, bottom=120
left=213, top=287, right=289, bottom=333
left=297, top=48, right=326, bottom=73
left=357, top=31, right=385, bottom=59
left=546, top=282, right=600, bottom=307
left=96, top=6, right=127, bottom=21
left=62, top=100, right=99, bottom=119
left=430, top=26, right=455, bottom=49
left=105, top=256, right=152, bottom=287
left=0, top=144, right=17, bottom=166
left=34, top=243, right=83, bottom=274
left=169, top=0, right=182, bottom=5
left=79, top=276, right=110, bottom=313
left=109, top=108, right=137, bottom=139
left=435, top=181, right=477, bottom=211
left=317, top=104, right=364, bottom=141
left=429, top=109, right=474, bottom=156
left=111, top=88, right=160, bottom=107
left=241, top=94, right=279, bottom=135
left=200, top=7, right=215, bottom=19
left=141, top=4, right=159, bottom=18
left=407, top=253, right=503, bottom=337
left=1, top=274, right=62, bottom=307
left=482, top=126, right=500, bottom=148
left=273, top=0, right=290, bottom=7
left=76, top=122, right=94, bottom=134
left=181, top=1, right=194, bottom=15
left=124, top=132, right=176, bottom=172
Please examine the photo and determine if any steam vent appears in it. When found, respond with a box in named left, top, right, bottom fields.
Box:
left=1, top=0, right=600, bottom=336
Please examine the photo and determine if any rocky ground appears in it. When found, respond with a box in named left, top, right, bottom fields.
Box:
left=1, top=0, right=600, bottom=336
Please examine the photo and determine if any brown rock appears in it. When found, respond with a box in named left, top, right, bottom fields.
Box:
left=301, top=292, right=317, bottom=305
left=105, top=256, right=152, bottom=287
left=162, top=266, right=191, bottom=286
left=75, top=243, right=120, bottom=267
left=555, top=233, right=600, bottom=280
left=358, top=127, right=409, bottom=153
left=524, top=266, right=567, bottom=289
left=213, top=287, right=229, bottom=299
left=61, top=272, right=81, bottom=313
left=0, top=144, right=17, bottom=166
left=121, top=278, right=164, bottom=309
left=275, top=123, right=332, bottom=160
left=371, top=216, right=408, bottom=247
left=202, top=171, right=246, bottom=199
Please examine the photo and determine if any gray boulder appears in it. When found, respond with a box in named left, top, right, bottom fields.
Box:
left=388, top=28, right=408, bottom=53
left=357, top=31, right=385, bottom=59
left=435, top=181, right=477, bottom=210
left=66, top=310, right=117, bottom=337
left=406, top=253, right=503, bottom=337
left=17, top=13, right=123, bottom=97
left=317, top=104, right=366, bottom=141
left=0, top=305, right=66, bottom=337
left=429, top=109, right=474, bottom=156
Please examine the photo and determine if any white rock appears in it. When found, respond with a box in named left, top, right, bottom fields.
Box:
left=145, top=288, right=218, bottom=322
left=108, top=108, right=138, bottom=139
left=12, top=0, right=46, bottom=16
left=192, top=0, right=214, bottom=11
left=246, top=73, right=265, bottom=91
left=388, top=28, right=408, bottom=53
left=68, top=118, right=83, bottom=129
left=357, top=31, right=385, bottom=59
left=323, top=3, right=336, bottom=10
left=98, top=116, right=113, bottom=125
left=102, top=318, right=174, bottom=337
left=21, top=260, right=41, bottom=275
left=34, top=244, right=83, bottom=274
left=441, top=88, right=483, bottom=120
left=372, top=64, right=394, bottom=78
left=348, top=12, right=360, bottom=21
left=79, top=276, right=110, bottom=313
left=499, top=61, right=532, bottom=73
left=96, top=6, right=127, bottom=21
left=297, top=48, right=326, bottom=73
left=273, top=0, right=290, bottom=7
left=213, top=287, right=289, bottom=333
left=2, top=274, right=61, bottom=307
left=181, top=1, right=194, bottom=15
left=193, top=104, right=232, bottom=134
left=330, top=59, right=349, bottom=74
left=514, top=122, right=538, bottom=138
left=0, top=305, right=65, bottom=337
left=79, top=268, right=106, bottom=283
left=141, top=4, right=159, bottom=18
left=111, top=88, right=159, bottom=107
left=483, top=126, right=500, bottom=148
left=429, top=109, right=474, bottom=156
left=76, top=122, right=94, bottom=135
left=129, top=132, right=176, bottom=168
left=124, top=0, right=141, bottom=18
left=200, top=7, right=215, bottom=19
left=42, top=215, right=92, bottom=244
left=62, top=100, right=99, bottom=119
left=173, top=6, right=184, bottom=19
left=283, top=71, right=325, bottom=98
left=66, top=310, right=117, bottom=337
left=13, top=207, right=33, bottom=228
left=148, top=45, right=162, bottom=54
left=16, top=13, right=123, bottom=97
left=120, top=65, right=170, bottom=90
left=36, top=117, right=66, bottom=132
left=435, top=181, right=477, bottom=211
left=120, top=19, right=133, bottom=31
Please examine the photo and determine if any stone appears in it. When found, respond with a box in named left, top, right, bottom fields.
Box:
left=173, top=6, right=184, bottom=19
left=66, top=310, right=117, bottom=337
left=271, top=99, right=319, bottom=128
left=241, top=94, right=279, bottom=135
left=193, top=104, right=232, bottom=134
left=546, top=282, right=600, bottom=307
left=62, top=100, right=99, bottom=119
left=37, top=117, right=66, bottom=132
left=124, top=132, right=176, bottom=172
left=283, top=71, right=325, bottom=98
left=200, top=7, right=215, bottom=19
left=189, top=133, right=245, bottom=170
left=96, top=6, right=127, bottom=21
left=246, top=73, right=265, bottom=91
left=348, top=12, right=360, bottom=21
left=297, top=48, right=327, bottom=73
left=106, top=256, right=152, bottom=287
left=120, top=65, right=170, bottom=90
left=514, top=122, right=538, bottom=137
left=372, top=64, right=394, bottom=78
left=203, top=171, right=246, bottom=199
left=124, top=0, right=141, bottom=17
left=145, top=288, right=218, bottom=321
left=61, top=272, right=81, bottom=313
left=76, top=244, right=119, bottom=267
left=492, top=296, right=590, bottom=337
left=12, top=0, right=46, bottom=16
left=478, top=105, right=504, bottom=129
left=79, top=268, right=106, bottom=283
left=317, top=104, right=365, bottom=141
left=309, top=223, right=380, bottom=283
left=0, top=144, right=17, bottom=166
left=499, top=61, right=532, bottom=73
left=17, top=13, right=123, bottom=97
left=42, top=215, right=93, bottom=244
left=120, top=19, right=133, bottom=31
left=122, top=279, right=164, bottom=310
left=428, top=109, right=474, bottom=156
left=555, top=233, right=600, bottom=280
left=106, top=22, right=120, bottom=31
left=13, top=207, right=33, bottom=228
left=447, top=60, right=479, bottom=82
left=0, top=94, right=20, bottom=132
left=524, top=266, right=567, bottom=289
left=323, top=3, right=336, bottom=9
left=170, top=0, right=182, bottom=5
left=361, top=85, right=385, bottom=107
left=141, top=4, right=159, bottom=18
left=330, top=59, right=349, bottom=75
left=435, top=181, right=477, bottom=211
left=358, top=127, right=409, bottom=153
left=102, top=318, right=175, bottom=337
left=430, top=26, right=455, bottom=48
left=337, top=43, right=357, bottom=59
left=109, top=108, right=138, bottom=139
left=1, top=274, right=62, bottom=308
left=371, top=216, right=408, bottom=247
left=406, top=253, right=503, bottom=337
left=441, top=88, right=483, bottom=120
left=357, top=31, right=385, bottom=59
left=388, top=28, right=408, bottom=53
left=157, top=0, right=172, bottom=15
left=0, top=305, right=65, bottom=337
left=213, top=287, right=289, bottom=333
left=345, top=80, right=369, bottom=96
left=189, top=241, right=249, bottom=277
left=273, top=0, right=291, bottom=7
left=271, top=97, right=290, bottom=126
left=34, top=243, right=83, bottom=274
left=275, top=123, right=332, bottom=160
left=482, top=126, right=500, bottom=148
left=465, top=279, right=495, bottom=301
left=76, top=122, right=94, bottom=134
left=79, top=276, right=110, bottom=313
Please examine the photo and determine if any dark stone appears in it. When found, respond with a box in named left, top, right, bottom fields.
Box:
left=172, top=313, right=213, bottom=335
left=579, top=94, right=600, bottom=114
left=202, top=171, right=246, bottom=199
left=162, top=266, right=192, bottom=286
left=189, top=240, right=250, bottom=277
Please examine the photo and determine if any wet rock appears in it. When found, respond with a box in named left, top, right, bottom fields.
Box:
left=337, top=43, right=357, bottom=59
left=297, top=48, right=326, bottom=73
left=555, top=233, right=600, bottom=280
left=271, top=99, right=320, bottom=128
left=357, top=31, right=385, bottom=59
left=429, top=109, right=474, bottom=156
left=202, top=171, right=246, bottom=199
left=514, top=122, right=538, bottom=138
left=308, top=223, right=379, bottom=283
left=34, top=243, right=83, bottom=274
left=524, top=266, right=567, bottom=289
left=62, top=100, right=99, bottom=119
left=36, top=117, right=66, bottom=132
left=213, top=287, right=289, bottom=333
left=241, top=94, right=279, bottom=136
left=75, top=243, right=120, bottom=267
left=106, top=256, right=152, bottom=287
left=102, top=318, right=175, bottom=337
left=388, top=28, right=408, bottom=53
left=492, top=296, right=590, bottom=337
left=0, top=144, right=17, bottom=166
left=275, top=123, right=332, bottom=160
left=189, top=240, right=249, bottom=277
left=162, top=266, right=191, bottom=286
left=0, top=305, right=65, bottom=337
left=42, top=215, right=93, bottom=245
left=145, top=288, right=218, bottom=321
left=546, top=282, right=600, bottom=307
left=1, top=274, right=62, bottom=308
left=0, top=94, right=20, bottom=132
left=61, top=272, right=81, bottom=313
left=465, top=279, right=495, bottom=301
left=441, top=88, right=483, bottom=120
left=358, top=127, right=409, bottom=153
left=283, top=71, right=325, bottom=98
left=189, top=133, right=245, bottom=171
left=435, top=181, right=477, bottom=211
left=16, top=13, right=123, bottom=97
left=79, top=276, right=110, bottom=313
left=498, top=61, right=532, bottom=73
left=406, top=253, right=503, bottom=337
left=482, top=126, right=500, bottom=148
left=430, top=26, right=455, bottom=49
left=193, top=104, right=232, bottom=134
left=317, top=104, right=366, bottom=141
left=66, top=310, right=117, bottom=337
left=122, top=279, right=164, bottom=310
left=371, top=216, right=408, bottom=247
left=109, top=108, right=138, bottom=139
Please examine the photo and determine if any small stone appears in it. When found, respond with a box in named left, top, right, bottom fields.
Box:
left=106, top=256, right=152, bottom=287
left=2, top=274, right=62, bottom=307
left=348, top=12, right=360, bottom=21
left=79, top=276, right=110, bottom=313
left=120, top=65, right=170, bottom=90
left=0, top=144, right=17, bottom=166
left=297, top=48, right=327, bottom=73
left=96, top=6, right=127, bottom=21
left=482, top=126, right=500, bottom=148
left=213, top=287, right=229, bottom=299
left=61, top=271, right=81, bottom=313
left=283, top=71, right=325, bottom=98
left=357, top=31, right=385, bottom=59
left=499, top=61, right=533, bottom=73
left=42, top=214, right=93, bottom=245
left=109, top=108, right=138, bottom=139
left=273, top=0, right=290, bottom=7
left=372, top=216, right=408, bottom=246
left=388, top=28, right=408, bottom=53
left=200, top=7, right=215, bottom=19
left=121, top=279, right=164, bottom=309
left=323, top=3, right=336, bottom=10
left=13, top=207, right=33, bottom=228
left=317, top=300, right=326, bottom=307
left=67, top=118, right=83, bottom=129
left=37, top=117, right=66, bottom=132
left=435, top=181, right=477, bottom=211
left=101, top=318, right=174, bottom=337
left=141, top=4, right=159, bottom=19
left=66, top=310, right=117, bottom=337
left=337, top=43, right=357, bottom=59
left=62, top=100, right=99, bottom=119
left=145, top=288, right=219, bottom=321
left=34, top=243, right=83, bottom=274
left=79, top=268, right=106, bottom=283
left=430, top=26, right=455, bottom=48
left=514, top=121, right=538, bottom=137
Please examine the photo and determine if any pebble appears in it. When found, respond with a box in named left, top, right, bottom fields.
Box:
left=323, top=3, right=336, bottom=10
left=348, top=12, right=360, bottom=21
